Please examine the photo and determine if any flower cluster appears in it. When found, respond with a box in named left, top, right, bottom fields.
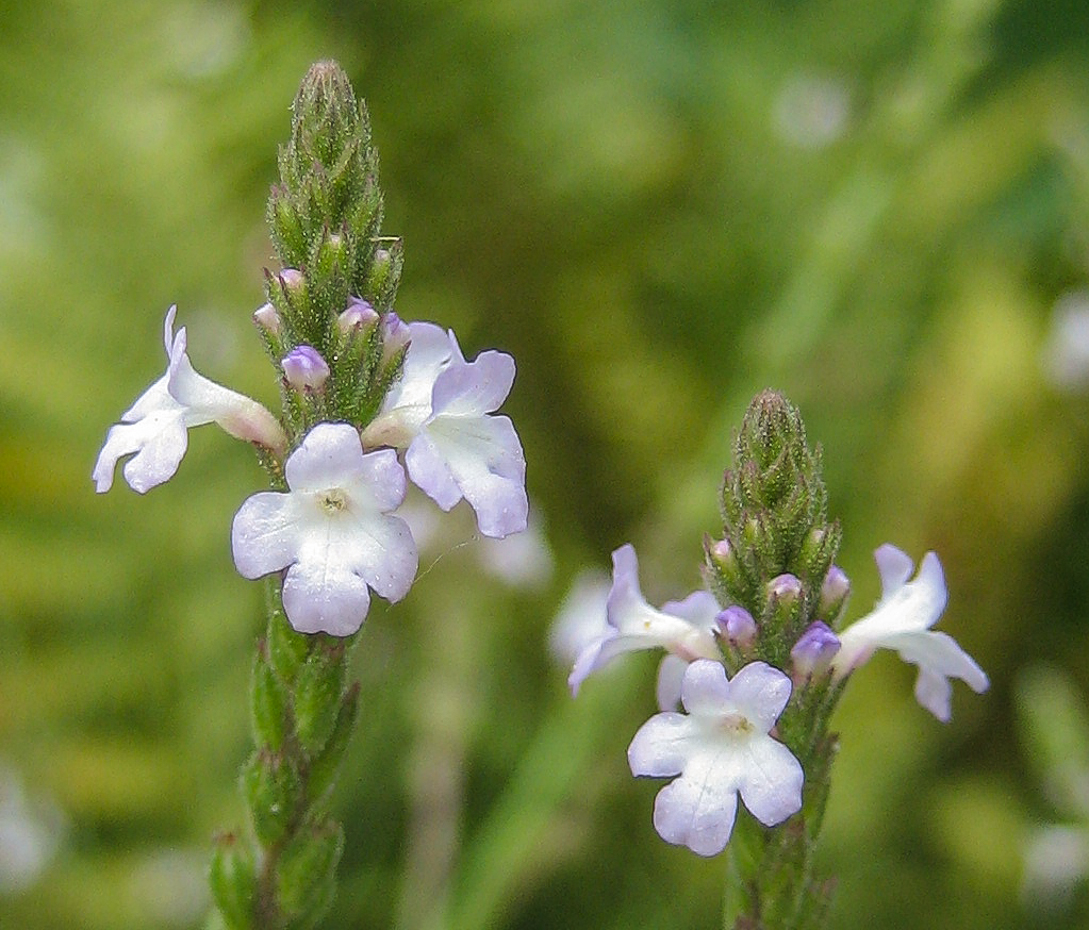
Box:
left=566, top=392, right=989, bottom=862
left=95, top=302, right=527, bottom=638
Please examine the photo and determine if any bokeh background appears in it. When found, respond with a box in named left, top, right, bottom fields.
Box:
left=3, top=0, right=1089, bottom=927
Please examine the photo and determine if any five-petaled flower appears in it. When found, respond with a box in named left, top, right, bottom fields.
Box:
left=831, top=544, right=989, bottom=721
left=93, top=306, right=286, bottom=494
left=231, top=422, right=418, bottom=637
left=568, top=544, right=721, bottom=700
left=361, top=321, right=528, bottom=539
left=628, top=659, right=804, bottom=857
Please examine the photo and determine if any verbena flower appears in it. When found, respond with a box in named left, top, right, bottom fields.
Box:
left=231, top=422, right=418, bottom=636
left=832, top=544, right=989, bottom=721
left=361, top=321, right=528, bottom=539
left=628, top=659, right=804, bottom=856
left=568, top=544, right=721, bottom=696
left=93, top=306, right=286, bottom=494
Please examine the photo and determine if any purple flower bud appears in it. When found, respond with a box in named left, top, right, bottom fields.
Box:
left=279, top=268, right=305, bottom=292
left=818, top=565, right=850, bottom=619
left=710, top=538, right=732, bottom=563
left=768, top=573, right=803, bottom=604
left=791, top=621, right=840, bottom=679
left=338, top=296, right=379, bottom=334
left=716, top=605, right=757, bottom=650
left=281, top=345, right=330, bottom=390
left=381, top=311, right=410, bottom=361
left=253, top=302, right=281, bottom=334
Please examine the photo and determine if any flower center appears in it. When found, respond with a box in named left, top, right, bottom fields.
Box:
left=318, top=488, right=348, bottom=515
left=719, top=712, right=754, bottom=737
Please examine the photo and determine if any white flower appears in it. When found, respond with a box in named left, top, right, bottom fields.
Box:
left=93, top=306, right=286, bottom=493
left=361, top=321, right=528, bottom=539
left=831, top=544, right=989, bottom=722
left=231, top=422, right=418, bottom=636
left=568, top=544, right=721, bottom=697
left=549, top=570, right=612, bottom=665
left=628, top=659, right=804, bottom=857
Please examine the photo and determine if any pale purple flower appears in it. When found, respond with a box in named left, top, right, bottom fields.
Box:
left=93, top=306, right=286, bottom=494
left=628, top=659, right=804, bottom=857
left=831, top=544, right=989, bottom=721
left=361, top=321, right=528, bottom=538
left=790, top=621, right=840, bottom=680
left=281, top=345, right=330, bottom=390
left=231, top=422, right=418, bottom=636
left=568, top=544, right=720, bottom=696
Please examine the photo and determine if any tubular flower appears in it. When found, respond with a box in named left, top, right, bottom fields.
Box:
left=361, top=321, right=528, bottom=539
left=93, top=306, right=286, bottom=494
left=568, top=544, right=721, bottom=696
left=831, top=544, right=989, bottom=721
left=628, top=659, right=804, bottom=856
left=231, top=422, right=418, bottom=636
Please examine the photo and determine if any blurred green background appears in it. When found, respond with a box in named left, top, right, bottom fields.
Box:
left=3, top=0, right=1089, bottom=927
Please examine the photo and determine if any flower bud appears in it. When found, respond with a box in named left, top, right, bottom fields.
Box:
left=716, top=605, right=757, bottom=651
left=380, top=311, right=410, bottom=363
left=209, top=833, right=256, bottom=930
left=768, top=572, right=803, bottom=604
left=790, top=620, right=840, bottom=681
left=279, top=267, right=305, bottom=292
left=253, top=302, right=281, bottom=334
left=282, top=345, right=330, bottom=391
left=818, top=565, right=850, bottom=622
left=764, top=572, right=804, bottom=635
left=338, top=296, right=379, bottom=334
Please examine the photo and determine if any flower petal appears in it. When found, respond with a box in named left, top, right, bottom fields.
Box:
left=231, top=491, right=305, bottom=579
left=678, top=659, right=733, bottom=716
left=93, top=403, right=190, bottom=494
left=661, top=590, right=720, bottom=631
left=874, top=543, right=915, bottom=598
left=282, top=557, right=372, bottom=636
left=283, top=423, right=367, bottom=493
left=736, top=735, right=804, bottom=827
left=652, top=757, right=740, bottom=857
left=407, top=414, right=528, bottom=538
left=722, top=661, right=793, bottom=731
left=429, top=348, right=515, bottom=418
left=628, top=712, right=694, bottom=777
left=656, top=654, right=689, bottom=711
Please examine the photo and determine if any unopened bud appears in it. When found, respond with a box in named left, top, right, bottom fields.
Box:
left=338, top=296, right=379, bottom=334
left=716, top=606, right=757, bottom=650
left=253, top=302, right=281, bottom=334
left=381, top=311, right=410, bottom=361
left=818, top=565, right=850, bottom=622
left=279, top=267, right=306, bottom=293
left=790, top=620, right=840, bottom=680
left=768, top=572, right=803, bottom=604
left=282, top=345, right=330, bottom=391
